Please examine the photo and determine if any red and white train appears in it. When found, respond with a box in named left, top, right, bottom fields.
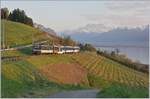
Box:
left=32, top=44, right=80, bottom=54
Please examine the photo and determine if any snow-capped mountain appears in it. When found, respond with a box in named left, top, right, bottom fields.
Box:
left=61, top=24, right=113, bottom=34
left=76, top=24, right=113, bottom=33
left=61, top=24, right=149, bottom=47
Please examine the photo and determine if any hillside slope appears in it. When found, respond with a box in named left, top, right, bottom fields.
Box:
left=72, top=52, right=148, bottom=88
left=1, top=20, right=149, bottom=98
left=2, top=59, right=86, bottom=98
left=2, top=51, right=149, bottom=97
left=1, top=20, right=52, bottom=48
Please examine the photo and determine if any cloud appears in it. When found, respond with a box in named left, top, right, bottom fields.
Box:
left=105, top=1, right=150, bottom=10
left=83, top=0, right=150, bottom=27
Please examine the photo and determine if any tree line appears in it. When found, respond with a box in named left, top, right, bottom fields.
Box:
left=97, top=49, right=149, bottom=74
left=1, top=8, right=33, bottom=26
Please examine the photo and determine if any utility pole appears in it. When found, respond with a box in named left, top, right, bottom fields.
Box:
left=32, top=32, right=33, bottom=45
left=52, top=40, right=54, bottom=53
left=2, top=20, right=5, bottom=49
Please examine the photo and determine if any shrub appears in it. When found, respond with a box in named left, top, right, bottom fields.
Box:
left=78, top=43, right=96, bottom=52
left=97, top=83, right=149, bottom=98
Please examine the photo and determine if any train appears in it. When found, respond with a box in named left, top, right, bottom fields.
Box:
left=32, top=44, right=80, bottom=54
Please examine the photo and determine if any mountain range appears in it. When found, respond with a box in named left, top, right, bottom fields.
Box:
left=60, top=24, right=149, bottom=47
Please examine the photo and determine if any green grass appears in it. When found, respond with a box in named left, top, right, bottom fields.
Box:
left=1, top=20, right=90, bottom=98
left=1, top=60, right=85, bottom=98
left=87, top=73, right=111, bottom=89
left=2, top=47, right=32, bottom=57
left=96, top=83, right=149, bottom=98
left=2, top=50, right=24, bottom=57
left=2, top=60, right=44, bottom=97
left=1, top=49, right=149, bottom=98
left=26, top=54, right=73, bottom=68
left=1, top=20, right=50, bottom=47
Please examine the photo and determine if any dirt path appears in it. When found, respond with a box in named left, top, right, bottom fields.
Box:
left=46, top=89, right=99, bottom=98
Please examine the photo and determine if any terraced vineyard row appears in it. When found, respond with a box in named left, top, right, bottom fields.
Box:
left=72, top=52, right=149, bottom=88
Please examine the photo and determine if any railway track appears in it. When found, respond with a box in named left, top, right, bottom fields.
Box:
left=1, top=56, right=23, bottom=61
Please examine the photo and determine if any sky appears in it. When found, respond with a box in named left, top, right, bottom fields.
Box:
left=1, top=0, right=150, bottom=32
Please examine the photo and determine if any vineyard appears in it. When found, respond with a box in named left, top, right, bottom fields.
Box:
left=2, top=51, right=149, bottom=97
left=2, top=19, right=148, bottom=98
left=71, top=52, right=149, bottom=88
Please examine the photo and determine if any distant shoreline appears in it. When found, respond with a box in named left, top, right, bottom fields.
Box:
left=95, top=46, right=149, bottom=65
left=95, top=45, right=149, bottom=48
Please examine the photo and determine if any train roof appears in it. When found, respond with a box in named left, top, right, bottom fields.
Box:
left=60, top=46, right=80, bottom=48
left=33, top=44, right=80, bottom=48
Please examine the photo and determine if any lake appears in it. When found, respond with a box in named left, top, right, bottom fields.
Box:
left=96, top=46, right=149, bottom=65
